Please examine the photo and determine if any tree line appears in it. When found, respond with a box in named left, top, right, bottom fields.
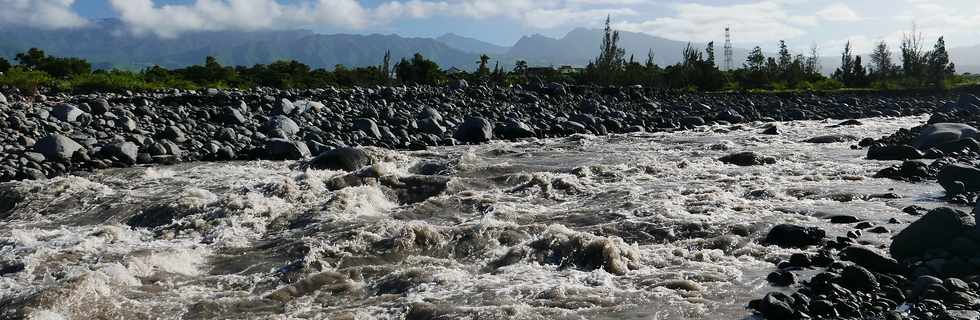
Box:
left=0, top=19, right=974, bottom=95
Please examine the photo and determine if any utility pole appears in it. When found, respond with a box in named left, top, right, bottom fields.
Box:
left=724, top=27, right=734, bottom=71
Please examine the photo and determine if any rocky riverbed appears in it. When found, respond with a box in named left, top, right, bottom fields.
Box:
left=0, top=85, right=946, bottom=182
left=2, top=85, right=979, bottom=319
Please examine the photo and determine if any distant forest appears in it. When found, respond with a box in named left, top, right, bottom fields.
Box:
left=0, top=17, right=976, bottom=94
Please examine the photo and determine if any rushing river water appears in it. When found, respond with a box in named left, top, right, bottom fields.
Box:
left=0, top=115, right=961, bottom=320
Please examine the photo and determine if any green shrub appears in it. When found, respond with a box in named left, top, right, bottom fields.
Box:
left=0, top=67, right=52, bottom=95
left=813, top=78, right=844, bottom=91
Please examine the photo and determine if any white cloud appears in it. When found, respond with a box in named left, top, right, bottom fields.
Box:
left=106, top=0, right=638, bottom=38
left=614, top=1, right=818, bottom=43
left=0, top=0, right=88, bottom=29
left=816, top=3, right=861, bottom=22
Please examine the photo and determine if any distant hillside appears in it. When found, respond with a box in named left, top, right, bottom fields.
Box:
left=1, top=20, right=976, bottom=75
left=0, top=19, right=477, bottom=70
left=506, top=28, right=753, bottom=68
left=436, top=33, right=509, bottom=55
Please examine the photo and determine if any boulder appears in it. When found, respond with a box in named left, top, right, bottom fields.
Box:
left=495, top=119, right=536, bottom=140
left=274, top=98, right=295, bottom=115
left=718, top=151, right=775, bottom=166
left=803, top=134, right=858, bottom=143
left=265, top=115, right=300, bottom=136
left=453, top=117, right=493, bottom=144
left=160, top=126, right=187, bottom=143
left=867, top=144, right=923, bottom=161
left=915, top=123, right=978, bottom=150
left=890, top=207, right=975, bottom=261
left=220, top=107, right=246, bottom=125
left=99, top=142, right=139, bottom=164
left=265, top=139, right=311, bottom=160
left=309, top=148, right=373, bottom=171
left=353, top=118, right=381, bottom=139
left=34, top=134, right=83, bottom=161
left=0, top=92, right=7, bottom=104
left=418, top=107, right=443, bottom=122
left=841, top=246, right=900, bottom=273
left=840, top=265, right=879, bottom=292
left=938, top=164, right=980, bottom=194
left=51, top=104, right=86, bottom=122
left=764, top=224, right=826, bottom=248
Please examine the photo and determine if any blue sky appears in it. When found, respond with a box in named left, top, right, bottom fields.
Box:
left=5, top=0, right=980, bottom=55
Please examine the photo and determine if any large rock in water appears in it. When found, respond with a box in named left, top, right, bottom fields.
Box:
left=309, top=148, right=373, bottom=171
left=803, top=134, right=858, bottom=143
left=34, top=134, right=83, bottom=161
left=841, top=246, right=900, bottom=273
left=867, top=144, right=923, bottom=160
left=915, top=123, right=978, bottom=149
left=890, top=207, right=976, bottom=261
left=99, top=142, right=139, bottom=164
left=718, top=152, right=775, bottom=166
left=764, top=224, right=826, bottom=248
left=937, top=164, right=980, bottom=194
left=265, top=139, right=311, bottom=160
left=454, top=117, right=493, bottom=143
left=495, top=119, right=536, bottom=139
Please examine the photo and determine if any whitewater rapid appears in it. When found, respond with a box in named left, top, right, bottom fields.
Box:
left=0, top=115, right=955, bottom=319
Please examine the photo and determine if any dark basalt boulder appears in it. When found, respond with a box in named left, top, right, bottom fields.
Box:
left=265, top=115, right=300, bottom=136
left=495, top=119, right=536, bottom=140
left=309, top=148, right=373, bottom=172
left=890, top=207, right=975, bottom=261
left=719, top=151, right=775, bottom=166
left=453, top=117, right=493, bottom=144
left=764, top=224, right=826, bottom=248
left=915, top=123, right=978, bottom=150
left=937, top=164, right=980, bottom=195
left=34, top=134, right=83, bottom=161
left=51, top=103, right=86, bottom=122
left=265, top=139, right=311, bottom=160
left=867, top=144, right=923, bottom=161
left=803, top=134, right=858, bottom=143
left=353, top=118, right=381, bottom=139
left=840, top=246, right=900, bottom=273
left=99, top=142, right=139, bottom=164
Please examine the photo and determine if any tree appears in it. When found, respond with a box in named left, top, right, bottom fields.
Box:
left=513, top=60, right=528, bottom=75
left=777, top=40, right=793, bottom=74
left=15, top=48, right=47, bottom=69
left=381, top=50, right=392, bottom=83
left=870, top=40, right=895, bottom=79
left=705, top=42, right=716, bottom=66
left=476, top=54, right=491, bottom=78
left=851, top=56, right=870, bottom=87
left=833, top=41, right=855, bottom=86
left=593, top=15, right=626, bottom=84
left=645, top=49, right=656, bottom=68
left=926, top=36, right=954, bottom=88
left=901, top=24, right=926, bottom=82
left=395, top=53, right=444, bottom=85
left=0, top=57, right=10, bottom=73
left=746, top=47, right=766, bottom=71
left=806, top=43, right=821, bottom=76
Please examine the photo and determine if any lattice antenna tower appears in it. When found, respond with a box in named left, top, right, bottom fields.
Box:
left=724, top=26, right=734, bottom=71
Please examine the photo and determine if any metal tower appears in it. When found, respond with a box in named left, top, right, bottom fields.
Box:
left=724, top=27, right=734, bottom=71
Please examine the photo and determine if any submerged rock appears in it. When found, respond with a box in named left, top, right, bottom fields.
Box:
left=764, top=224, right=826, bottom=248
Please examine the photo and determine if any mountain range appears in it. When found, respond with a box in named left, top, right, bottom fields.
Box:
left=0, top=19, right=977, bottom=74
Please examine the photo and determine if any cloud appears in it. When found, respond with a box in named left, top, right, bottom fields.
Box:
left=614, top=1, right=818, bottom=43
left=106, top=0, right=637, bottom=38
left=816, top=3, right=861, bottom=22
left=0, top=0, right=88, bottom=29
